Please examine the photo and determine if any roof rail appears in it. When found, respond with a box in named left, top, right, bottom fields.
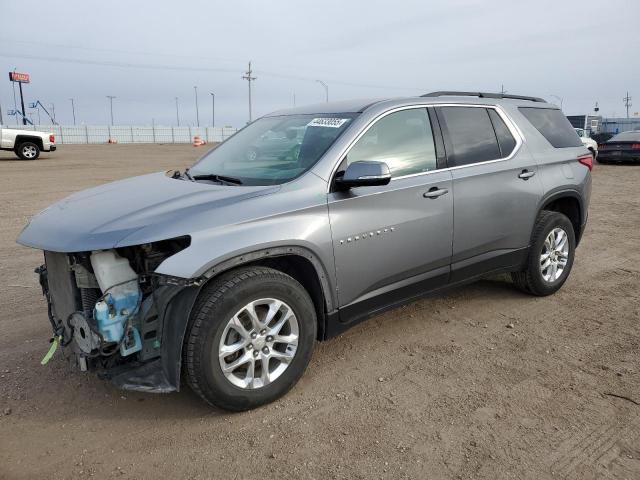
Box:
left=421, top=91, right=546, bottom=103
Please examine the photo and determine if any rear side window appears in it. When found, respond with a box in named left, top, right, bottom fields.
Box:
left=488, top=109, right=517, bottom=157
left=519, top=107, right=582, bottom=148
left=437, top=107, right=501, bottom=167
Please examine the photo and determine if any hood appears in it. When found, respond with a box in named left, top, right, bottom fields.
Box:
left=17, top=172, right=278, bottom=252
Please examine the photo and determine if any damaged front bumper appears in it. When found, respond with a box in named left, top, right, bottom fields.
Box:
left=38, top=251, right=202, bottom=393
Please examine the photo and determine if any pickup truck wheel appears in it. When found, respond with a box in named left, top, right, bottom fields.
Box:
left=511, top=210, right=575, bottom=296
left=16, top=142, right=40, bottom=160
left=184, top=266, right=317, bottom=411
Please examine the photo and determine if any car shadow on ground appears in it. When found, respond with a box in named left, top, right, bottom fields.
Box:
left=12, top=275, right=527, bottom=422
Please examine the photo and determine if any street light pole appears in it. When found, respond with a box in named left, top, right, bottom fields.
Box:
left=549, top=94, right=563, bottom=110
left=175, top=97, right=180, bottom=126
left=194, top=86, right=200, bottom=127
left=106, top=96, right=115, bottom=125
left=209, top=92, right=215, bottom=127
left=316, top=80, right=329, bottom=102
left=69, top=98, right=76, bottom=125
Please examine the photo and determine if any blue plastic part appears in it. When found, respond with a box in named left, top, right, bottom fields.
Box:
left=94, top=286, right=141, bottom=344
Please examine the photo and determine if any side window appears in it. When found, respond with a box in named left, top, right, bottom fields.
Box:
left=346, top=108, right=437, bottom=178
left=437, top=107, right=501, bottom=167
left=488, top=109, right=517, bottom=157
left=519, top=107, right=583, bottom=148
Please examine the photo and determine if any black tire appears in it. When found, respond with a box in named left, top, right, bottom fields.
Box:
left=511, top=210, right=576, bottom=296
left=16, top=142, right=40, bottom=160
left=184, top=266, right=317, bottom=411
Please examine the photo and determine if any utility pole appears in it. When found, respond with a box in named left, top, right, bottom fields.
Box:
left=69, top=98, right=76, bottom=125
left=209, top=92, right=215, bottom=127
left=194, top=86, right=200, bottom=127
left=242, top=61, right=257, bottom=122
left=316, top=80, right=329, bottom=102
left=106, top=96, right=115, bottom=125
left=0, top=102, right=3, bottom=125
left=623, top=91, right=632, bottom=119
left=500, top=84, right=507, bottom=95
left=50, top=104, right=56, bottom=124
left=175, top=97, right=180, bottom=126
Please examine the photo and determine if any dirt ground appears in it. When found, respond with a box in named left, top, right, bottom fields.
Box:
left=0, top=144, right=638, bottom=480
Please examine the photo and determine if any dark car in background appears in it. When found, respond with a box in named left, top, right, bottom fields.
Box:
left=598, top=130, right=640, bottom=164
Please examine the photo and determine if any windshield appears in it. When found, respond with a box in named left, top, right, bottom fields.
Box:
left=190, top=114, right=357, bottom=185
left=609, top=131, right=640, bottom=142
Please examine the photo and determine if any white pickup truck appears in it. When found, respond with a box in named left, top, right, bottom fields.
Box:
left=575, top=128, right=598, bottom=159
left=0, top=125, right=57, bottom=160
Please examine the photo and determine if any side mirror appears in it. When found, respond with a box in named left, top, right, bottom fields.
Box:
left=335, top=160, right=391, bottom=189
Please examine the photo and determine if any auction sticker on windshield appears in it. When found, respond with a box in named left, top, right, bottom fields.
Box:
left=307, top=118, right=350, bottom=128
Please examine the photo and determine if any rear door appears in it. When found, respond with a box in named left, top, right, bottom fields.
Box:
left=435, top=105, right=543, bottom=281
left=328, top=107, right=453, bottom=322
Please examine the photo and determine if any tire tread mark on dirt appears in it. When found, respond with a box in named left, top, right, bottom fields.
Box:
left=550, top=414, right=640, bottom=478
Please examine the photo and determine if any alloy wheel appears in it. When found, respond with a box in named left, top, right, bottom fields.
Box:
left=22, top=145, right=37, bottom=159
left=218, top=298, right=299, bottom=389
left=540, top=227, right=569, bottom=282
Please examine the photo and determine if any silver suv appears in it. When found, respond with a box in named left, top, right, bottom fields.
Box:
left=17, top=91, right=592, bottom=410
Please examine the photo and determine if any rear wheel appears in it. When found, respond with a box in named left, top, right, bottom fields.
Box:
left=512, top=210, right=575, bottom=296
left=184, top=266, right=317, bottom=411
left=16, top=142, right=40, bottom=160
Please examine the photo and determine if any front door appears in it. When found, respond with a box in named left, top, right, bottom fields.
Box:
left=327, top=107, right=454, bottom=324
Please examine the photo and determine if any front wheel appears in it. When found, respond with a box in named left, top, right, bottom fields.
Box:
left=16, top=142, right=40, bottom=160
left=183, top=266, right=317, bottom=411
left=512, top=210, right=576, bottom=296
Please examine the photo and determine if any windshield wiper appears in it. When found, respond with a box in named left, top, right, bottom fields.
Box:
left=191, top=173, right=243, bottom=185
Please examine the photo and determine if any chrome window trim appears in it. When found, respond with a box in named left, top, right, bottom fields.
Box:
left=326, top=103, right=524, bottom=191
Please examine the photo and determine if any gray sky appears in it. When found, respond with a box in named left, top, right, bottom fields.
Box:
left=1, top=0, right=638, bottom=127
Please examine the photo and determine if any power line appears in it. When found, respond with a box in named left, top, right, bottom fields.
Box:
left=0, top=51, right=423, bottom=92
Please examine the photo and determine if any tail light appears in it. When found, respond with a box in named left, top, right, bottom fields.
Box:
left=598, top=144, right=606, bottom=150
left=577, top=154, right=593, bottom=171
left=632, top=143, right=640, bottom=149
left=49, top=134, right=55, bottom=143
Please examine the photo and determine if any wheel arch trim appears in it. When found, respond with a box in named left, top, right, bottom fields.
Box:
left=536, top=189, right=585, bottom=242
left=199, top=246, right=335, bottom=313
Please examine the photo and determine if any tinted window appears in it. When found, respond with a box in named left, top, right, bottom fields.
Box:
left=519, top=107, right=582, bottom=148
left=609, top=131, right=640, bottom=142
left=438, top=107, right=501, bottom=166
left=488, top=109, right=517, bottom=157
left=346, top=108, right=437, bottom=177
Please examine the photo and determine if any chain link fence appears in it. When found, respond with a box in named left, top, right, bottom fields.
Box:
left=15, top=125, right=238, bottom=144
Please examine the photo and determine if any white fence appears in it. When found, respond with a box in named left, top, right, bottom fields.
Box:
left=16, top=125, right=238, bottom=145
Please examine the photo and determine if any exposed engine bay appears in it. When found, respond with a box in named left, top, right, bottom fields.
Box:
left=36, top=237, right=199, bottom=390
